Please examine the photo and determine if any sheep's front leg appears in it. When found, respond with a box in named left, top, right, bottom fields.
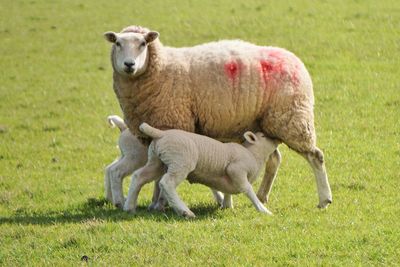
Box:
left=257, top=149, right=281, bottom=204
left=227, top=165, right=272, bottom=215
left=159, top=171, right=195, bottom=218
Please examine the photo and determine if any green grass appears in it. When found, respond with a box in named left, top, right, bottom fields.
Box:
left=1, top=0, right=399, bottom=265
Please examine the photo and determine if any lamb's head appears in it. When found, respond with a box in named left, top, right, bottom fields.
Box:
left=243, top=132, right=279, bottom=162
left=104, top=28, right=159, bottom=77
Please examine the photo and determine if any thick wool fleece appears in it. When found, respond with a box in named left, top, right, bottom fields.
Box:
left=112, top=26, right=316, bottom=153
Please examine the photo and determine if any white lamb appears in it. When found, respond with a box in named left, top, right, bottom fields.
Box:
left=104, top=115, right=147, bottom=207
left=123, top=123, right=279, bottom=218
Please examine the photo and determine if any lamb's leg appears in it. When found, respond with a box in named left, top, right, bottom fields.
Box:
left=227, top=165, right=272, bottom=215
left=221, top=194, right=233, bottom=209
left=159, top=170, right=195, bottom=218
left=151, top=186, right=168, bottom=212
left=147, top=180, right=162, bottom=211
left=109, top=156, right=137, bottom=208
left=123, top=157, right=164, bottom=213
left=257, top=149, right=281, bottom=203
left=211, top=190, right=224, bottom=206
left=104, top=159, right=118, bottom=202
left=301, top=148, right=332, bottom=208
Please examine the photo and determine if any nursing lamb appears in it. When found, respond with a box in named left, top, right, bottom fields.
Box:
left=123, top=123, right=279, bottom=218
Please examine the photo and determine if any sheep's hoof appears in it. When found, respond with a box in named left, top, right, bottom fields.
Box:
left=182, top=210, right=196, bottom=219
left=317, top=198, right=332, bottom=209
left=256, top=194, right=268, bottom=204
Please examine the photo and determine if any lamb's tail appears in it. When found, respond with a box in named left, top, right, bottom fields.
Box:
left=107, top=115, right=127, bottom=132
left=139, top=123, right=164, bottom=139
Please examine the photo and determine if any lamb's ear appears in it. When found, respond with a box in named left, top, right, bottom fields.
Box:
left=243, top=131, right=258, bottom=144
left=104, top=31, right=117, bottom=43
left=145, top=31, right=159, bottom=43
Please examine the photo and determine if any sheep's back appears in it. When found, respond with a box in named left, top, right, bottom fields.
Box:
left=179, top=40, right=313, bottom=139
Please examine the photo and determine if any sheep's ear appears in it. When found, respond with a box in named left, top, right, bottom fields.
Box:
left=104, top=31, right=117, bottom=43
left=243, top=131, right=257, bottom=144
left=145, top=31, right=159, bottom=43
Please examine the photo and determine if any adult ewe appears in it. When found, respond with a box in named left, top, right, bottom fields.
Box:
left=104, top=25, right=332, bottom=208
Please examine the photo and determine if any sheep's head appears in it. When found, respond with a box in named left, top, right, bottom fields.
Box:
left=243, top=132, right=279, bottom=161
left=104, top=29, right=159, bottom=77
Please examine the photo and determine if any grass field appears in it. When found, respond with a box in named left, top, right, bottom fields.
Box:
left=1, top=0, right=399, bottom=265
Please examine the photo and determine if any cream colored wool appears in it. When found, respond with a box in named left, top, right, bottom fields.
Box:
left=105, top=25, right=332, bottom=208
left=123, top=123, right=279, bottom=218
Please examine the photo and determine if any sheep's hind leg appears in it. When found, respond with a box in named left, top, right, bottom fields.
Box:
left=301, top=148, right=332, bottom=208
left=257, top=149, right=281, bottom=203
left=159, top=170, right=195, bottom=218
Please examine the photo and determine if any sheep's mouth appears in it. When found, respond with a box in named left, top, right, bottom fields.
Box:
left=124, top=67, right=135, bottom=74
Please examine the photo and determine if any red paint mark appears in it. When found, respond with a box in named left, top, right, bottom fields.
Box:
left=291, top=67, right=300, bottom=86
left=224, top=61, right=239, bottom=81
left=259, top=49, right=300, bottom=87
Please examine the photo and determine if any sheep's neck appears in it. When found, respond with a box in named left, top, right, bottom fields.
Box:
left=245, top=145, right=269, bottom=170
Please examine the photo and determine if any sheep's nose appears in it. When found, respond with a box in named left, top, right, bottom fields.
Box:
left=124, top=61, right=135, bottom=68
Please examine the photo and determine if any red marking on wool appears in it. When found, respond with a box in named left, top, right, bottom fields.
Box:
left=224, top=61, right=239, bottom=81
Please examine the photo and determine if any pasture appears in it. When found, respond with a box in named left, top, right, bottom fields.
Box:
left=0, top=0, right=399, bottom=265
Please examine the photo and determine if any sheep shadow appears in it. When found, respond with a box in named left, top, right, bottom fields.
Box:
left=0, top=197, right=222, bottom=225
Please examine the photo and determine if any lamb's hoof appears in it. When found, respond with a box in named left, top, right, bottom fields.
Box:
left=182, top=210, right=196, bottom=219
left=147, top=202, right=157, bottom=211
left=221, top=203, right=233, bottom=209
left=123, top=206, right=136, bottom=214
left=317, top=198, right=332, bottom=209
left=114, top=202, right=123, bottom=210
left=152, top=202, right=166, bottom=212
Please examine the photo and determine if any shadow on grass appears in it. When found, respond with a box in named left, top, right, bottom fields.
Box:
left=0, top=198, right=222, bottom=225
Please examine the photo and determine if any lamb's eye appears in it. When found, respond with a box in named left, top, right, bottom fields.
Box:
left=115, top=41, right=121, bottom=47
left=140, top=41, right=146, bottom=48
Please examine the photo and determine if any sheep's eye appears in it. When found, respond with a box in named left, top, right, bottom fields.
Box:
left=115, top=41, right=121, bottom=47
left=140, top=41, right=146, bottom=48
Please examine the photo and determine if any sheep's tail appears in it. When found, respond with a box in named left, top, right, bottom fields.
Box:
left=139, top=123, right=164, bottom=139
left=107, top=115, right=127, bottom=132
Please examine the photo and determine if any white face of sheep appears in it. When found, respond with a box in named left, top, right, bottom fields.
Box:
left=243, top=132, right=279, bottom=159
left=104, top=31, right=159, bottom=77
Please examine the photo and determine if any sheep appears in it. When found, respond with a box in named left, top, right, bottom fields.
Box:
left=104, top=115, right=228, bottom=209
left=123, top=123, right=279, bottom=218
left=104, top=25, right=332, bottom=209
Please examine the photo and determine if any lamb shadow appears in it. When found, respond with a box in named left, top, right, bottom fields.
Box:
left=0, top=198, right=222, bottom=225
